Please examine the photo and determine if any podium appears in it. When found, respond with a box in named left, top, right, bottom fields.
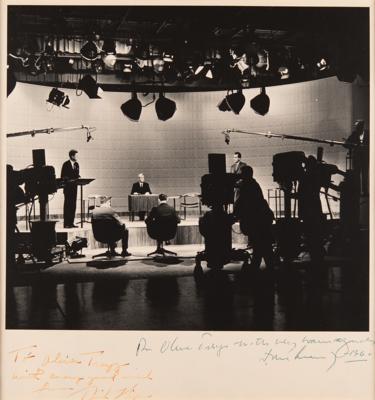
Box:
left=58, top=178, right=95, bottom=227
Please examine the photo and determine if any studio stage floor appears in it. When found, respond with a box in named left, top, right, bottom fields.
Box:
left=6, top=243, right=369, bottom=332
left=16, top=217, right=248, bottom=248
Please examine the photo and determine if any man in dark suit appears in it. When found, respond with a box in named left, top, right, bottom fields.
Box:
left=234, top=165, right=274, bottom=271
left=131, top=173, right=152, bottom=220
left=146, top=194, right=180, bottom=225
left=230, top=151, right=247, bottom=207
left=230, top=152, right=247, bottom=175
left=146, top=194, right=180, bottom=247
left=61, top=149, right=80, bottom=228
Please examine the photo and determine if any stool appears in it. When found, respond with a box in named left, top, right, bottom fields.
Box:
left=87, top=195, right=111, bottom=218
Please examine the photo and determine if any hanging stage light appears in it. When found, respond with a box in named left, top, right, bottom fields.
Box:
left=218, top=96, right=231, bottom=112
left=47, top=88, right=70, bottom=108
left=163, top=52, right=174, bottom=62
left=163, top=64, right=178, bottom=83
left=92, top=59, right=104, bottom=73
left=155, top=93, right=176, bottom=121
left=123, top=62, right=133, bottom=73
left=194, top=61, right=214, bottom=79
left=254, top=49, right=270, bottom=70
left=236, top=57, right=250, bottom=74
left=153, top=58, right=165, bottom=73
left=317, top=58, right=328, bottom=71
left=103, top=54, right=117, bottom=70
left=102, top=39, right=116, bottom=55
left=278, top=66, right=290, bottom=80
left=78, top=75, right=102, bottom=99
left=121, top=92, right=142, bottom=121
left=217, top=90, right=245, bottom=114
left=80, top=41, right=100, bottom=61
left=250, top=87, right=270, bottom=116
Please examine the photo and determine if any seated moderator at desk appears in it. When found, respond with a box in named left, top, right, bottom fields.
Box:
left=131, top=173, right=152, bottom=220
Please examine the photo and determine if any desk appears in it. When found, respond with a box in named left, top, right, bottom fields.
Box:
left=128, top=194, right=159, bottom=221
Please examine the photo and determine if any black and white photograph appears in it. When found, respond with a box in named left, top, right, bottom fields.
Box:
left=4, top=4, right=371, bottom=336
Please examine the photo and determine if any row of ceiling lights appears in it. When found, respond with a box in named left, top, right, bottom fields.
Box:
left=46, top=76, right=177, bottom=121
left=8, top=36, right=332, bottom=85
left=46, top=74, right=269, bottom=121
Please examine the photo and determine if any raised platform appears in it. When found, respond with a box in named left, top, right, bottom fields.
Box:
left=16, top=217, right=247, bottom=249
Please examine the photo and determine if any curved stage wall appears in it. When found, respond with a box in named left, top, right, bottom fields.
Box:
left=7, top=76, right=367, bottom=217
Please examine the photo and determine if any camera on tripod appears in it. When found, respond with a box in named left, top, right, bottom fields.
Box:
left=7, top=149, right=59, bottom=263
left=272, top=150, right=339, bottom=189
left=200, top=154, right=237, bottom=207
left=8, top=149, right=57, bottom=206
left=195, top=154, right=250, bottom=275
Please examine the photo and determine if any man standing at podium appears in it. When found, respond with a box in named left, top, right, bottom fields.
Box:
left=131, top=173, right=152, bottom=220
left=61, top=149, right=80, bottom=228
left=230, top=152, right=247, bottom=175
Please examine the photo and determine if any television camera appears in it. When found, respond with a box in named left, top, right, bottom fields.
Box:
left=194, top=154, right=250, bottom=276
left=271, top=149, right=342, bottom=261
left=7, top=149, right=60, bottom=264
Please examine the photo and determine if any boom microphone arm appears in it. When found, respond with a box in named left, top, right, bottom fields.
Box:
left=222, top=128, right=362, bottom=148
left=7, top=124, right=96, bottom=142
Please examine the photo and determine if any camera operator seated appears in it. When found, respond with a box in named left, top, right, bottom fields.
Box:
left=145, top=194, right=181, bottom=256
left=199, top=201, right=234, bottom=269
left=234, top=165, right=274, bottom=271
left=91, top=196, right=131, bottom=257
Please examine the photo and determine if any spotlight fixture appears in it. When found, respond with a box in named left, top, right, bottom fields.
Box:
left=217, top=90, right=245, bottom=115
left=163, top=64, right=178, bottom=83
left=92, top=59, right=104, bottom=73
left=153, top=58, right=165, bottom=73
left=123, top=62, right=133, bottom=73
left=42, top=56, right=55, bottom=72
left=47, top=88, right=70, bottom=108
left=317, top=58, right=328, bottom=71
left=121, top=92, right=142, bottom=121
left=80, top=41, right=100, bottom=61
left=28, top=55, right=42, bottom=76
left=117, top=40, right=132, bottom=55
left=78, top=75, right=102, bottom=99
left=250, top=87, right=270, bottom=116
left=103, top=54, right=117, bottom=69
left=195, top=65, right=204, bottom=75
left=44, top=38, right=55, bottom=56
left=102, top=39, right=116, bottom=54
left=194, top=61, right=213, bottom=79
left=136, top=58, right=153, bottom=70
left=236, top=57, right=250, bottom=74
left=163, top=52, right=174, bottom=62
left=155, top=93, right=176, bottom=121
left=254, top=49, right=270, bottom=70
left=278, top=66, right=290, bottom=79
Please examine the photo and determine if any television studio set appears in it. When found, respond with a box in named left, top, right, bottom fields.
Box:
left=4, top=5, right=371, bottom=332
